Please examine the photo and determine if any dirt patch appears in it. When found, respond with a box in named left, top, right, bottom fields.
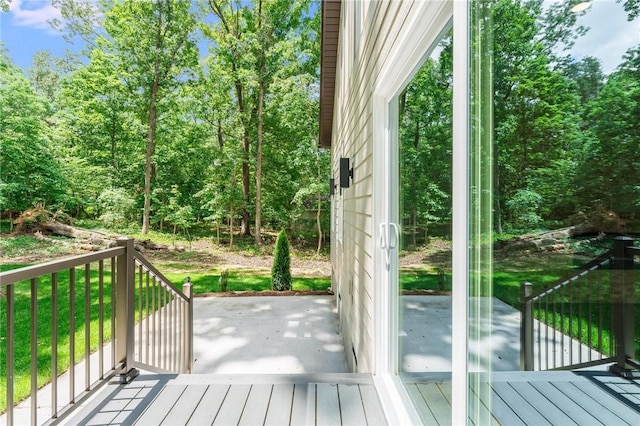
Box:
left=400, top=238, right=452, bottom=270
left=144, top=248, right=331, bottom=277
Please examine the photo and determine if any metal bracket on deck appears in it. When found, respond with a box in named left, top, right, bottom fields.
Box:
left=608, top=364, right=640, bottom=380
left=110, top=368, right=140, bottom=385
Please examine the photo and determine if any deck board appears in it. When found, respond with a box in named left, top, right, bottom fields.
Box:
left=60, top=371, right=639, bottom=426
left=492, top=381, right=553, bottom=425
left=416, top=382, right=451, bottom=425
left=316, top=383, right=341, bottom=426
left=186, top=384, right=229, bottom=425
left=212, top=384, right=251, bottom=425
left=162, top=384, right=208, bottom=425
left=134, top=384, right=186, bottom=425
left=358, top=383, right=387, bottom=425
left=406, top=384, right=438, bottom=424
left=264, top=384, right=294, bottom=425
left=509, top=381, right=577, bottom=426
left=529, top=381, right=600, bottom=425
left=238, top=384, right=271, bottom=426
left=290, top=383, right=314, bottom=426
left=557, top=380, right=636, bottom=425
left=337, top=384, right=368, bottom=425
left=477, top=382, right=526, bottom=426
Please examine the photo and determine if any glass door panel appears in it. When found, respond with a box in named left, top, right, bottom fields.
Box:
left=396, top=30, right=454, bottom=420
left=468, top=0, right=640, bottom=423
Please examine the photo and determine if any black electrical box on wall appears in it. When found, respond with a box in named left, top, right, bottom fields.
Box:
left=340, top=157, right=352, bottom=188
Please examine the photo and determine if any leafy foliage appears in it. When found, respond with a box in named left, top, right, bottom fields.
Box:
left=0, top=53, right=67, bottom=214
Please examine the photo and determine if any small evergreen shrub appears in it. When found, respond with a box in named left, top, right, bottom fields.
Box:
left=220, top=269, right=229, bottom=292
left=272, top=229, right=292, bottom=291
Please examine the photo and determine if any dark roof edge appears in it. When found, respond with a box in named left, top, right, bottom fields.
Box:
left=319, top=0, right=341, bottom=148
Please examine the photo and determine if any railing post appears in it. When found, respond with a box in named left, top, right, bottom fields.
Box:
left=609, top=236, right=635, bottom=378
left=115, top=237, right=138, bottom=382
left=520, top=282, right=534, bottom=371
left=182, top=280, right=193, bottom=374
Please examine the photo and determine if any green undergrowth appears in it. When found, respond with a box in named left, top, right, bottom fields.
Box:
left=161, top=269, right=329, bottom=294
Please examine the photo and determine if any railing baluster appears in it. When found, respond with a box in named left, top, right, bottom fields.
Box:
left=163, top=288, right=168, bottom=370
left=587, top=272, right=597, bottom=361
left=111, top=258, right=116, bottom=369
left=85, top=264, right=91, bottom=391
left=138, top=264, right=143, bottom=364
left=173, top=293, right=177, bottom=372
left=560, top=285, right=565, bottom=368
left=598, top=265, right=604, bottom=358
left=536, top=298, right=541, bottom=370
left=98, top=260, right=104, bottom=380
left=69, top=267, right=76, bottom=404
left=552, top=290, right=556, bottom=369
left=152, top=275, right=156, bottom=366
left=7, top=283, right=15, bottom=425
left=544, top=296, right=549, bottom=370
left=168, top=292, right=173, bottom=371
left=146, top=270, right=150, bottom=365
left=31, top=278, right=38, bottom=426
left=578, top=277, right=582, bottom=365
left=568, top=281, right=573, bottom=366
left=178, top=295, right=183, bottom=371
left=52, top=272, right=59, bottom=419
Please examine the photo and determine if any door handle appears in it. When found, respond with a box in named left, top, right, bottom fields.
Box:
left=379, top=223, right=390, bottom=270
left=379, top=223, right=387, bottom=249
left=389, top=223, right=400, bottom=249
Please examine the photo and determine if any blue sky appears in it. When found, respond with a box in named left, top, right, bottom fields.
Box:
left=1, top=0, right=70, bottom=69
left=1, top=0, right=638, bottom=74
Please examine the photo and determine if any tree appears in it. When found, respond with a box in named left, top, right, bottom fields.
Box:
left=577, top=46, right=640, bottom=219
left=0, top=53, right=66, bottom=218
left=100, top=0, right=199, bottom=234
left=271, top=229, right=291, bottom=291
left=399, top=39, right=453, bottom=246
left=490, top=0, right=586, bottom=232
left=203, top=0, right=315, bottom=244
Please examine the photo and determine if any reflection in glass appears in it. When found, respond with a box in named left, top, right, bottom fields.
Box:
left=397, top=33, right=453, bottom=373
left=469, top=0, right=639, bottom=423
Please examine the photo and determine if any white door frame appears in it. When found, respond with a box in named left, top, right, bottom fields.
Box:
left=371, top=1, right=469, bottom=423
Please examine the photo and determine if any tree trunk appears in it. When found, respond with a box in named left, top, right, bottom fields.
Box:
left=234, top=78, right=251, bottom=238
left=142, top=13, right=163, bottom=235
left=316, top=193, right=323, bottom=255
left=255, top=80, right=264, bottom=246
left=142, top=97, right=156, bottom=235
left=493, top=135, right=503, bottom=234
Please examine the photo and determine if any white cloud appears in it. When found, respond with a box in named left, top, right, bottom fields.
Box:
left=9, top=0, right=62, bottom=31
left=548, top=0, right=640, bottom=74
left=571, top=0, right=640, bottom=73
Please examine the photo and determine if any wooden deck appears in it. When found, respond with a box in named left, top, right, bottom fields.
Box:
left=63, top=370, right=639, bottom=425
left=403, top=370, right=640, bottom=425
left=63, top=373, right=387, bottom=426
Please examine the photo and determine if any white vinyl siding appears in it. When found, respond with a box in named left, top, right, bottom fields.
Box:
left=331, top=0, right=430, bottom=373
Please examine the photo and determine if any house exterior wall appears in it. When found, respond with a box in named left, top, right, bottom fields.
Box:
left=331, top=0, right=431, bottom=373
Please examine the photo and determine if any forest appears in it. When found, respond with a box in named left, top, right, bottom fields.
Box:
left=399, top=0, right=639, bottom=244
left=1, top=0, right=328, bottom=249
left=1, top=0, right=639, bottom=250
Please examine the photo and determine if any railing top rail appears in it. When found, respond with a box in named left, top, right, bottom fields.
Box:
left=133, top=252, right=189, bottom=302
left=0, top=246, right=125, bottom=287
left=626, top=245, right=640, bottom=256
left=527, top=249, right=613, bottom=302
